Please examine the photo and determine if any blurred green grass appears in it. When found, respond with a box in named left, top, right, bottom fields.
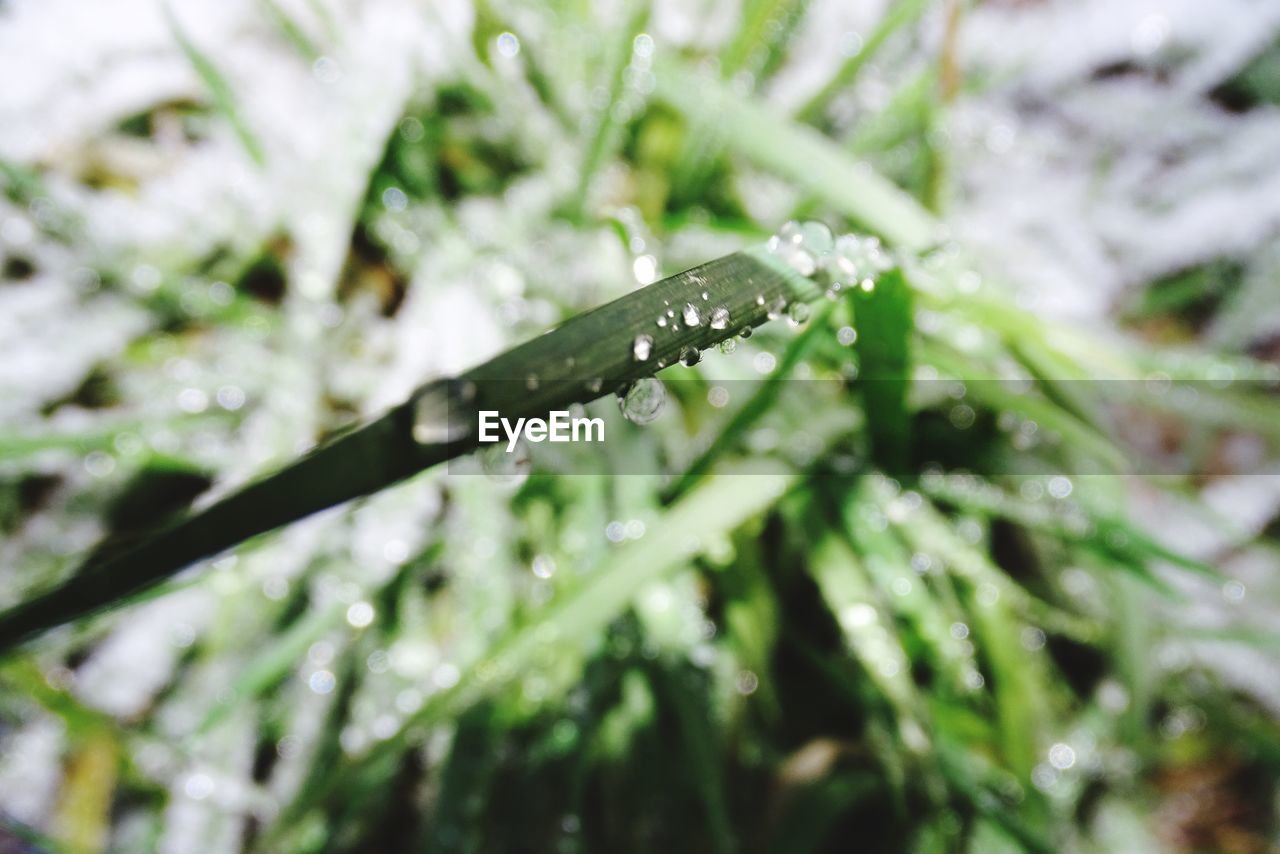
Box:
left=1, top=2, right=1279, bottom=853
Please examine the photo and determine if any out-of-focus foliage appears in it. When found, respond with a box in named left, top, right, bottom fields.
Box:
left=1, top=1, right=1279, bottom=853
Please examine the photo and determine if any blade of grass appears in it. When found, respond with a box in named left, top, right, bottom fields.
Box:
left=655, top=61, right=939, bottom=249
left=852, top=267, right=913, bottom=471
left=668, top=0, right=809, bottom=206
left=917, top=338, right=1130, bottom=474
left=796, top=0, right=933, bottom=124
left=0, top=246, right=815, bottom=651
left=259, top=0, right=321, bottom=61
left=572, top=0, right=649, bottom=219
left=196, top=600, right=346, bottom=732
left=164, top=2, right=266, bottom=166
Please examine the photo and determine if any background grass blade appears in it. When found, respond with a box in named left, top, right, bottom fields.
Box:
left=656, top=61, right=940, bottom=249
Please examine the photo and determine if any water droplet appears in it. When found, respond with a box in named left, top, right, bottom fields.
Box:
left=701, top=291, right=709, bottom=301
left=768, top=220, right=833, bottom=277
left=526, top=374, right=540, bottom=390
left=1222, top=580, right=1246, bottom=602
left=657, top=316, right=667, bottom=328
left=709, top=306, right=730, bottom=330
left=719, top=337, right=737, bottom=355
left=666, top=308, right=675, bottom=318
left=618, top=378, right=666, bottom=424
left=766, top=296, right=787, bottom=320
left=346, top=602, right=375, bottom=628
left=837, top=326, right=857, bottom=345
left=680, top=346, right=701, bottom=367
left=756, top=294, right=765, bottom=306
left=738, top=326, right=752, bottom=339
left=412, top=380, right=474, bottom=445
left=787, top=302, right=810, bottom=327
left=495, top=31, right=521, bottom=58
left=309, top=670, right=337, bottom=694
left=798, top=221, right=833, bottom=255
left=633, top=334, right=653, bottom=361
left=682, top=303, right=701, bottom=326
left=531, top=555, right=555, bottom=579
left=586, top=377, right=603, bottom=393
left=633, top=254, right=658, bottom=284
left=1048, top=743, right=1076, bottom=770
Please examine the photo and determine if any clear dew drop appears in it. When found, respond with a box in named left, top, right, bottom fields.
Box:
left=633, top=334, right=653, bottom=362
left=411, top=379, right=473, bottom=445
left=799, top=221, right=834, bottom=255
left=618, top=377, right=666, bottom=424
left=680, top=345, right=701, bottom=367
left=526, top=374, right=539, bottom=390
left=719, top=337, right=737, bottom=355
left=701, top=291, right=710, bottom=301
left=682, top=303, right=701, bottom=326
left=656, top=316, right=667, bottom=328
left=787, top=302, right=811, bottom=327
left=709, top=306, right=730, bottom=330
left=766, top=296, right=787, bottom=321
left=738, top=326, right=752, bottom=339
left=666, top=308, right=675, bottom=318
left=586, top=377, right=603, bottom=393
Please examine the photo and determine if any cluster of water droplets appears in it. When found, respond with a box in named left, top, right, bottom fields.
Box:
left=768, top=219, right=894, bottom=299
left=617, top=220, right=895, bottom=426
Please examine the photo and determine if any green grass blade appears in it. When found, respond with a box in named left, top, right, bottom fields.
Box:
left=655, top=62, right=940, bottom=249
left=852, top=267, right=913, bottom=471
left=164, top=3, right=267, bottom=166
left=572, top=0, right=649, bottom=218
left=259, top=0, right=322, bottom=61
left=797, top=0, right=933, bottom=124
left=0, top=247, right=815, bottom=651
left=196, top=601, right=346, bottom=732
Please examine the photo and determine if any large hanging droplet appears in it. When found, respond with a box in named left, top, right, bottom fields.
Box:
left=682, top=302, right=701, bottom=326
left=787, top=302, right=811, bottom=327
left=680, top=345, right=701, bottom=367
left=618, top=378, right=666, bottom=424
left=709, top=306, right=730, bottom=330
